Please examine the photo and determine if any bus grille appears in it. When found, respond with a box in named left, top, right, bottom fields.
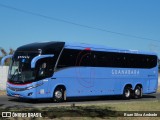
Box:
left=8, top=86, right=27, bottom=91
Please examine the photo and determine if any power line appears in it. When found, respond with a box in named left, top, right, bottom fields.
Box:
left=0, top=3, right=159, bottom=42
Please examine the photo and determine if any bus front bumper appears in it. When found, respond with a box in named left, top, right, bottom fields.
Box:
left=6, top=88, right=36, bottom=99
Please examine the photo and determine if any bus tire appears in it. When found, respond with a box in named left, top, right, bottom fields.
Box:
left=134, top=86, right=142, bottom=99
left=123, top=86, right=131, bottom=100
left=54, top=88, right=64, bottom=102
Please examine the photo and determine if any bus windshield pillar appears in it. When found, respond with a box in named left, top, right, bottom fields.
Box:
left=31, top=54, right=54, bottom=68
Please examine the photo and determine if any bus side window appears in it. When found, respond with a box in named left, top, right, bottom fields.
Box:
left=57, top=49, right=79, bottom=69
left=80, top=53, right=92, bottom=66
left=36, top=58, right=55, bottom=80
left=47, top=59, right=54, bottom=77
left=38, top=62, right=47, bottom=77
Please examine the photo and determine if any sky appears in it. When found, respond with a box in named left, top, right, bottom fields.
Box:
left=0, top=0, right=160, bottom=57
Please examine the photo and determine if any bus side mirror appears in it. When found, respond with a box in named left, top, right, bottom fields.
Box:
left=1, top=55, right=13, bottom=66
left=31, top=54, right=54, bottom=68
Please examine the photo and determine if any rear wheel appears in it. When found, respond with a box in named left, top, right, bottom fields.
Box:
left=134, top=86, right=142, bottom=99
left=123, top=86, right=131, bottom=100
left=54, top=88, right=64, bottom=102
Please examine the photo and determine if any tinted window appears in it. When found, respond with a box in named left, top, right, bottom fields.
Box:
left=77, top=51, right=93, bottom=66
left=57, top=49, right=157, bottom=69
left=36, top=58, right=54, bottom=80
left=57, top=49, right=93, bottom=69
left=57, top=49, right=79, bottom=69
left=94, top=51, right=157, bottom=69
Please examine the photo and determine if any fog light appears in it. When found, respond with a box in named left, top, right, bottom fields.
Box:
left=28, top=92, right=33, bottom=96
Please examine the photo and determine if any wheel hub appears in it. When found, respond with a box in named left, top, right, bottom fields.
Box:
left=55, top=91, right=62, bottom=99
left=135, top=89, right=140, bottom=96
left=125, top=89, right=130, bottom=97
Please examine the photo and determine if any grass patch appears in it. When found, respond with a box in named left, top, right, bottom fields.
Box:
left=104, top=101, right=160, bottom=111
left=0, top=101, right=160, bottom=120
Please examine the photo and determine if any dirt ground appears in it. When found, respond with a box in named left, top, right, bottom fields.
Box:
left=0, top=90, right=5, bottom=96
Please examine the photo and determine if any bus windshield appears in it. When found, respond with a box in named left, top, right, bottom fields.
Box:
left=8, top=52, right=59, bottom=84
left=8, top=51, right=39, bottom=84
left=8, top=59, right=35, bottom=84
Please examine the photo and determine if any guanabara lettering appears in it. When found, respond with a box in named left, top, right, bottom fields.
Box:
left=112, top=69, right=140, bottom=75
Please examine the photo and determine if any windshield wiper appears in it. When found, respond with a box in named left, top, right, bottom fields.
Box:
left=10, top=68, right=19, bottom=81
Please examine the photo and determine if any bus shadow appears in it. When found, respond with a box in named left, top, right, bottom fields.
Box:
left=142, top=94, right=156, bottom=99
left=67, top=94, right=156, bottom=102
left=8, top=94, right=157, bottom=104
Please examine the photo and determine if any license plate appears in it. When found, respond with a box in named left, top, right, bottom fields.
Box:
left=14, top=95, right=20, bottom=97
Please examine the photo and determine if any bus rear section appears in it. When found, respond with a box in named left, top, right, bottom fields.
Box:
left=54, top=48, right=158, bottom=100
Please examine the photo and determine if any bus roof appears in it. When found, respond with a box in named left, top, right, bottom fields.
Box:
left=65, top=42, right=157, bottom=56
left=16, top=41, right=157, bottom=56
left=16, top=41, right=65, bottom=53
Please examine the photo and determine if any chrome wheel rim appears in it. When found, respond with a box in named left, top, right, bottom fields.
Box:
left=135, top=89, right=140, bottom=96
left=55, top=91, right=62, bottom=99
left=125, top=89, right=130, bottom=98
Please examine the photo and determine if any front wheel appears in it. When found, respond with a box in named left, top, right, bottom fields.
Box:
left=54, top=88, right=64, bottom=102
left=123, top=86, right=131, bottom=100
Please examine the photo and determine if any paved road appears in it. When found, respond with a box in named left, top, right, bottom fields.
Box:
left=0, top=93, right=160, bottom=108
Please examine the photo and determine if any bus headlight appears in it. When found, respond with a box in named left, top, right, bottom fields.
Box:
left=26, top=86, right=34, bottom=90
left=26, top=83, right=43, bottom=90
